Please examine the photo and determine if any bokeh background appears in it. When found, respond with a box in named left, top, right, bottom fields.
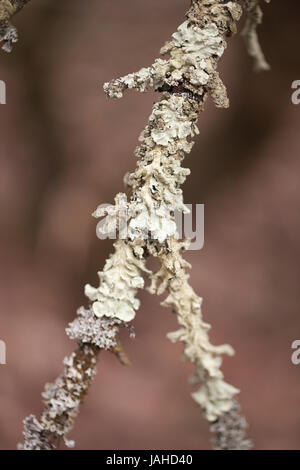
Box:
left=0, top=0, right=299, bottom=450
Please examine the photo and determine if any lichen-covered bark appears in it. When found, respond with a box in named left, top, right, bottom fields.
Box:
left=19, top=334, right=131, bottom=449
left=19, top=0, right=273, bottom=450
left=19, top=343, right=100, bottom=450
left=103, top=0, right=251, bottom=441
left=84, top=240, right=150, bottom=322
left=210, top=400, right=252, bottom=450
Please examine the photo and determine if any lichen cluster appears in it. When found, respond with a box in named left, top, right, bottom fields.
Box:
left=19, top=343, right=99, bottom=450
left=210, top=400, right=253, bottom=450
left=101, top=0, right=243, bottom=424
left=83, top=240, right=149, bottom=322
left=18, top=0, right=271, bottom=450
left=66, top=307, right=124, bottom=349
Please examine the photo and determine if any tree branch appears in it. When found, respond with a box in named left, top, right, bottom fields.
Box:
left=19, top=0, right=273, bottom=450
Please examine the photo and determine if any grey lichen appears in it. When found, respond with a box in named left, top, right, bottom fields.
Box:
left=19, top=343, right=100, bottom=449
left=104, top=20, right=226, bottom=101
left=210, top=400, right=253, bottom=450
left=66, top=306, right=134, bottom=349
left=0, top=22, right=17, bottom=52
left=104, top=7, right=239, bottom=108
left=18, top=415, right=55, bottom=450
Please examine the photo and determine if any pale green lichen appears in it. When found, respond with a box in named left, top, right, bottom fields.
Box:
left=172, top=21, right=224, bottom=59
left=150, top=96, right=199, bottom=146
left=101, top=3, right=242, bottom=422
left=104, top=20, right=226, bottom=101
left=84, top=241, right=149, bottom=322
left=149, top=237, right=239, bottom=422
left=19, top=0, right=259, bottom=450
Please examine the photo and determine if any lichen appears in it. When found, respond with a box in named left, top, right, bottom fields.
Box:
left=19, top=0, right=266, bottom=450
left=0, top=22, right=17, bottom=52
left=18, top=415, right=55, bottom=450
left=19, top=343, right=100, bottom=449
left=104, top=18, right=231, bottom=106
left=210, top=400, right=253, bottom=450
left=84, top=241, right=149, bottom=322
left=103, top=0, right=245, bottom=426
left=66, top=307, right=123, bottom=349
left=147, top=238, right=239, bottom=422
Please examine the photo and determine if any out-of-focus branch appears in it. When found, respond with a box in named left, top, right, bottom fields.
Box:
left=0, top=0, right=32, bottom=52
left=240, top=0, right=271, bottom=72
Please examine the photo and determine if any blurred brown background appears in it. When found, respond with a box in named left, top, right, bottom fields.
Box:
left=0, top=0, right=299, bottom=450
